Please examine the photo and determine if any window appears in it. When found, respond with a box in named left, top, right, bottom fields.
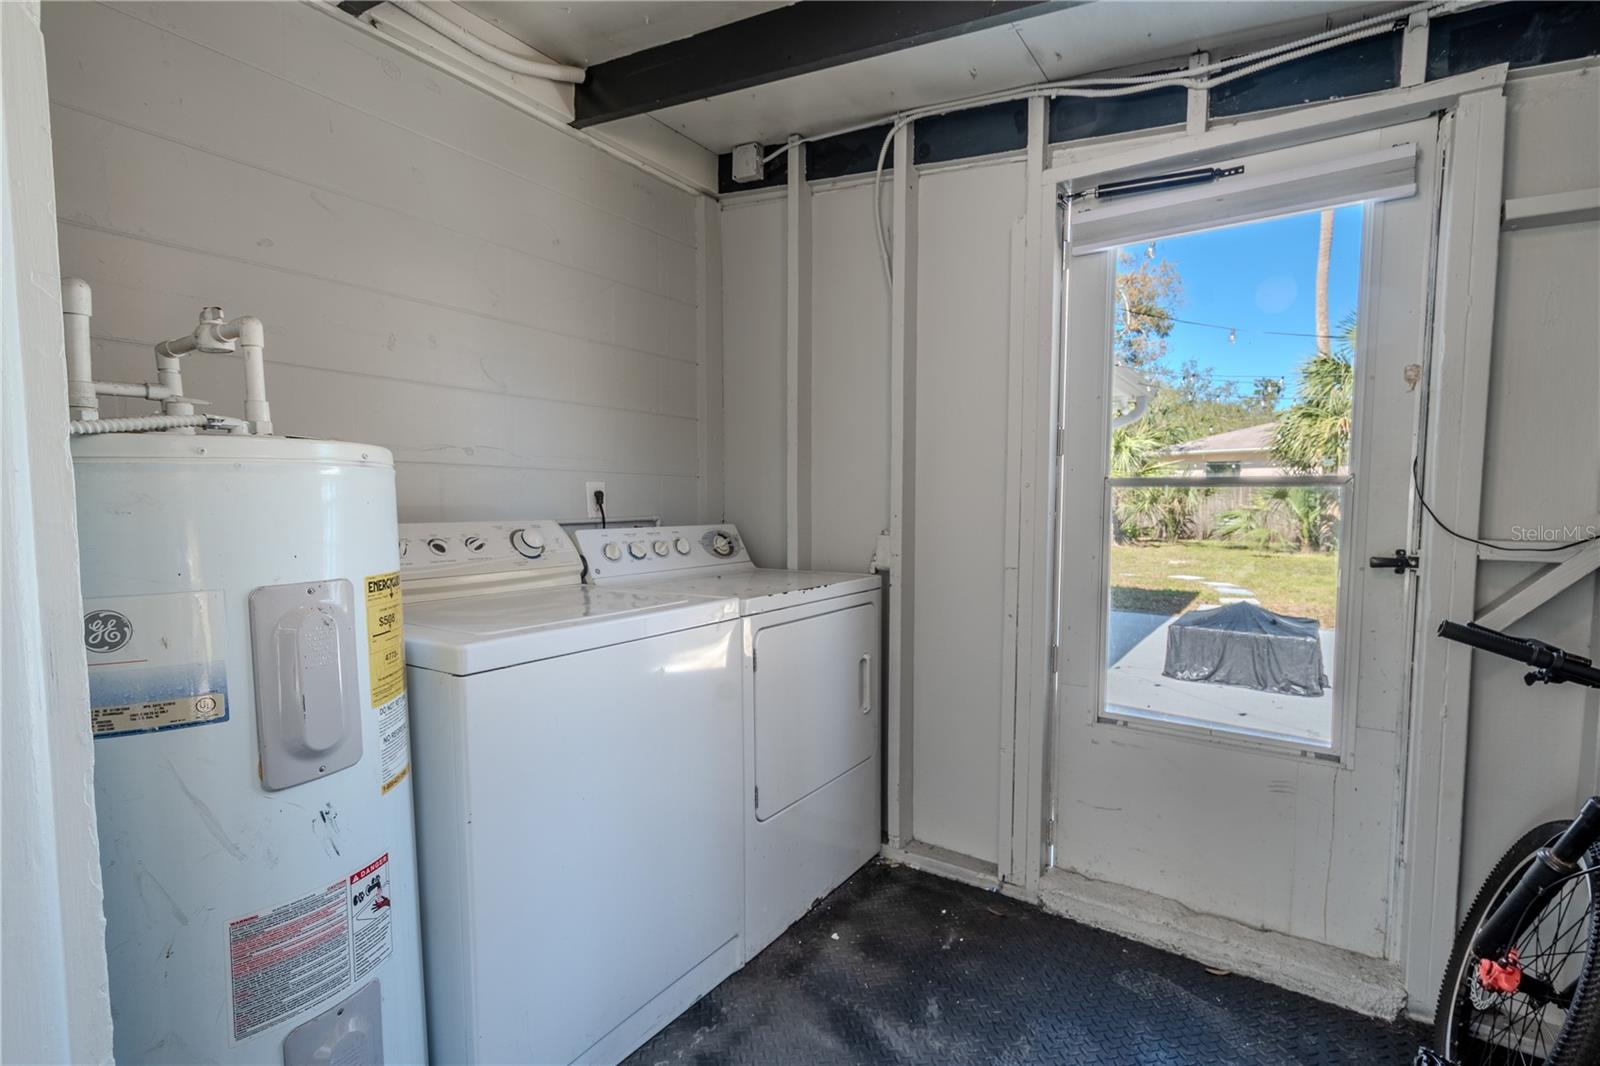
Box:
left=1102, top=205, right=1361, bottom=746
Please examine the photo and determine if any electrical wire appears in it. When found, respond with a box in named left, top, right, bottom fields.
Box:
left=1412, top=457, right=1600, bottom=554
left=761, top=1, right=1449, bottom=165
left=829, top=0, right=1464, bottom=287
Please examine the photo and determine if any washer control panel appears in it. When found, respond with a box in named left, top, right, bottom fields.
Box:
left=399, top=519, right=579, bottom=584
left=576, top=524, right=752, bottom=580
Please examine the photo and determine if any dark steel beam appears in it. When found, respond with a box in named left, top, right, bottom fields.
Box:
left=573, top=1, right=1079, bottom=129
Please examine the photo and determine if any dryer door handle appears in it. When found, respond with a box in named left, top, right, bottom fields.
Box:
left=859, top=653, right=872, bottom=714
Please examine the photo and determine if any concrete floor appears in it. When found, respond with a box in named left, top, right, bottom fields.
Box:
left=1107, top=610, right=1335, bottom=744
left=625, top=861, right=1425, bottom=1065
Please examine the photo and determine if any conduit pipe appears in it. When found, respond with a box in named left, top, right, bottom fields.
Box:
left=332, top=5, right=709, bottom=197
left=69, top=415, right=213, bottom=436
left=386, top=2, right=585, bottom=83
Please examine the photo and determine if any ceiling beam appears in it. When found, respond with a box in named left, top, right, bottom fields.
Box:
left=573, top=0, right=1080, bottom=129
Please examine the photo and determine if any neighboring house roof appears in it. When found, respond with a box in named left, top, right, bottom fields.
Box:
left=1161, top=421, right=1277, bottom=459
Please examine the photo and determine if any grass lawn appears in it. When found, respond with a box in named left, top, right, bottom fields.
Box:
left=1110, top=539, right=1340, bottom=626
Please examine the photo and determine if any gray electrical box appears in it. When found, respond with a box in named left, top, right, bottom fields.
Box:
left=731, top=142, right=765, bottom=183
left=250, top=578, right=362, bottom=790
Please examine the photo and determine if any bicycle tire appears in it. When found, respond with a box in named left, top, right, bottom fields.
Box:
left=1434, top=820, right=1600, bottom=1064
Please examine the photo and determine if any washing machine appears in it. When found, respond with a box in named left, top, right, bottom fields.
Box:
left=576, top=524, right=882, bottom=959
left=399, top=520, right=743, bottom=1065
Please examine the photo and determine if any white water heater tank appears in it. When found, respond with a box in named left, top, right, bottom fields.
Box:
left=73, top=432, right=427, bottom=1065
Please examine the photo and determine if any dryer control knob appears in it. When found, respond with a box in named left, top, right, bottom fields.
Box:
left=426, top=537, right=449, bottom=556
left=602, top=542, right=622, bottom=562
left=628, top=542, right=648, bottom=560
left=710, top=531, right=736, bottom=558
left=653, top=540, right=670, bottom=557
left=510, top=528, right=545, bottom=559
left=674, top=537, right=692, bottom=555
left=464, top=535, right=487, bottom=553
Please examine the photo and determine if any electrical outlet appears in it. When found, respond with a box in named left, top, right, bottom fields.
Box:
left=585, top=481, right=606, bottom=518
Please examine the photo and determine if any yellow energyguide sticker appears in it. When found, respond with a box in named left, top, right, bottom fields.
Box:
left=365, top=571, right=410, bottom=794
left=365, top=572, right=405, bottom=707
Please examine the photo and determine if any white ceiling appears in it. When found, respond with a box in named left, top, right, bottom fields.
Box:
left=461, top=1, right=1407, bottom=154
left=458, top=0, right=790, bottom=66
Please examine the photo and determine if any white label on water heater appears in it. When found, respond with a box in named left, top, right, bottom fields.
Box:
left=229, top=879, right=353, bottom=1042
left=83, top=591, right=228, bottom=738
left=227, top=851, right=397, bottom=1044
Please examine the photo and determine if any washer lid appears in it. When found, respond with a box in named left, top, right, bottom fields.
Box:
left=404, top=585, right=738, bottom=675
left=635, top=569, right=881, bottom=614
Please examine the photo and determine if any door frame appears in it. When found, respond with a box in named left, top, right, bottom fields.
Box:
left=1005, top=68, right=1510, bottom=1005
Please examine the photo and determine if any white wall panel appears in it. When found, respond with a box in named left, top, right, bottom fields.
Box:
left=44, top=0, right=705, bottom=524
left=809, top=183, right=890, bottom=572
left=909, top=162, right=1025, bottom=865
left=1458, top=66, right=1600, bottom=907
left=720, top=197, right=788, bottom=566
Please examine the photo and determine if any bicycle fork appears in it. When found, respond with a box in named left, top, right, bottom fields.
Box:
left=1474, top=797, right=1600, bottom=964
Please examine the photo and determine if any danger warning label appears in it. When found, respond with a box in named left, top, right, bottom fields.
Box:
left=349, top=853, right=393, bottom=982
left=227, top=852, right=398, bottom=1042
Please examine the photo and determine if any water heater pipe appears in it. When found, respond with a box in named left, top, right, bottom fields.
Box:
left=386, top=2, right=585, bottom=84
left=94, top=381, right=176, bottom=401
left=61, top=277, right=98, bottom=420
left=154, top=308, right=273, bottom=434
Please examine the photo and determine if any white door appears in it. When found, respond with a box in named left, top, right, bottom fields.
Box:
left=1051, top=119, right=1440, bottom=958
left=753, top=600, right=880, bottom=820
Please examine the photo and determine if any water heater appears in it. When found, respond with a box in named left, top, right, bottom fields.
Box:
left=66, top=285, right=427, bottom=1064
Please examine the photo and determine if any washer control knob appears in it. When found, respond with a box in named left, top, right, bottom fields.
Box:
left=399, top=539, right=410, bottom=558
left=464, top=535, right=487, bottom=553
left=653, top=540, right=670, bottom=557
left=710, top=531, right=736, bottom=558
left=509, top=528, right=545, bottom=559
left=628, top=541, right=648, bottom=560
left=674, top=536, right=692, bottom=555
left=602, top=542, right=622, bottom=562
left=426, top=537, right=449, bottom=555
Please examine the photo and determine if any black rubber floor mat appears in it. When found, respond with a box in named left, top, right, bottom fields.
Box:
left=626, top=860, right=1425, bottom=1065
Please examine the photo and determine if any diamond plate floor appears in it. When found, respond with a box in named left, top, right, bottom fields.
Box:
left=625, top=861, right=1424, bottom=1065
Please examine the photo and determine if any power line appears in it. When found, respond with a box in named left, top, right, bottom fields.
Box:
left=1125, top=309, right=1348, bottom=342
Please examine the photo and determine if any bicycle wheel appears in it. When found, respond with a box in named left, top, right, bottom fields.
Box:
left=1435, top=820, right=1600, bottom=1064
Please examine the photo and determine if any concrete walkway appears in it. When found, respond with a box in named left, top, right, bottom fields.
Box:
left=1106, top=609, right=1335, bottom=745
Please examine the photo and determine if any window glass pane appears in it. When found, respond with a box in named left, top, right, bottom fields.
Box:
left=1104, top=206, right=1362, bottom=746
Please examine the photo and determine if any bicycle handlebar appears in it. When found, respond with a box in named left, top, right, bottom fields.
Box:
left=1439, top=620, right=1600, bottom=689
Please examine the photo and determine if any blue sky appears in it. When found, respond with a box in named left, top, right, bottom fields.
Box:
left=1119, top=204, right=1364, bottom=405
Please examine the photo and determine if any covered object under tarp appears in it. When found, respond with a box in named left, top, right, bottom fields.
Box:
left=1161, top=601, right=1328, bottom=697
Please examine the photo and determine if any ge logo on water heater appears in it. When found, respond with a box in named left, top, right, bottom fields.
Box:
left=84, top=609, right=133, bottom=654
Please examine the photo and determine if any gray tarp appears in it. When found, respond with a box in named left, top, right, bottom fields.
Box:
left=1161, top=601, right=1328, bottom=697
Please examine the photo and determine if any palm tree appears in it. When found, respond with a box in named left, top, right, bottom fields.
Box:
left=1272, top=313, right=1357, bottom=474
left=1314, top=208, right=1335, bottom=358
left=1214, top=486, right=1337, bottom=552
